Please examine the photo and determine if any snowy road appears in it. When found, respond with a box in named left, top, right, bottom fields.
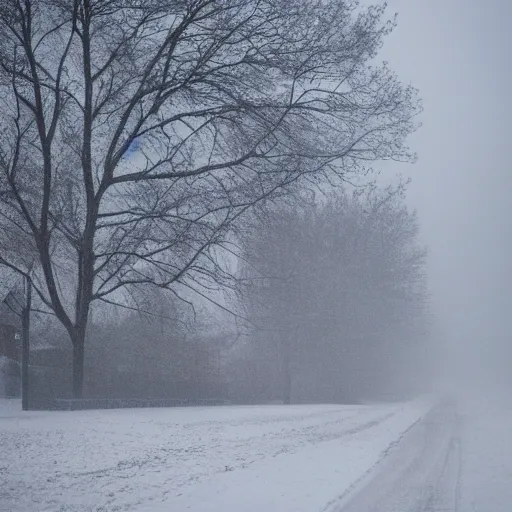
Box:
left=336, top=401, right=462, bottom=512
left=336, top=398, right=512, bottom=512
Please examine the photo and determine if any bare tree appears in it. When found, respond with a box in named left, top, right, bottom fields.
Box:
left=0, top=0, right=420, bottom=397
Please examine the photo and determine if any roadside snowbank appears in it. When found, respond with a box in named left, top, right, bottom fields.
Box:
left=0, top=398, right=431, bottom=512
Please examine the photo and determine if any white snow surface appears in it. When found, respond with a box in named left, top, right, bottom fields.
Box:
left=0, top=399, right=431, bottom=512
left=457, top=397, right=512, bottom=512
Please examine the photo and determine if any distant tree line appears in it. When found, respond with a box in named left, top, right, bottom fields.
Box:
left=230, top=184, right=430, bottom=404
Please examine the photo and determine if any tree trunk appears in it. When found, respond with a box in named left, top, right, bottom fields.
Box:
left=71, top=330, right=85, bottom=399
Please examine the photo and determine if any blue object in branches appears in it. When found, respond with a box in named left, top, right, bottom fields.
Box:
left=124, top=137, right=141, bottom=159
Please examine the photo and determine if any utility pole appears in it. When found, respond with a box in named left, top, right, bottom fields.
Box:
left=21, top=275, right=32, bottom=411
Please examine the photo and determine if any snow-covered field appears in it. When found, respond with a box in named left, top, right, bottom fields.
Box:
left=0, top=399, right=430, bottom=512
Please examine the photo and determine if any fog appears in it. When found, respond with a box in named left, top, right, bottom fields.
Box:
left=379, top=0, right=512, bottom=398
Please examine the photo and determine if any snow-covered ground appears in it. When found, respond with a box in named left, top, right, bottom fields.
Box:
left=0, top=399, right=430, bottom=512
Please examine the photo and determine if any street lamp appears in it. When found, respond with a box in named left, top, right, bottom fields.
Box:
left=21, top=274, right=32, bottom=411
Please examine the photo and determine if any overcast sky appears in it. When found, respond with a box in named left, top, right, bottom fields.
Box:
left=377, top=0, right=511, bottom=387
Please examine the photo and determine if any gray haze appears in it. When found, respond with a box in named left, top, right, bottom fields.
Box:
left=380, top=0, right=512, bottom=393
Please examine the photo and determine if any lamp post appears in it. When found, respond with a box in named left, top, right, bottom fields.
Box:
left=21, top=274, right=32, bottom=411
